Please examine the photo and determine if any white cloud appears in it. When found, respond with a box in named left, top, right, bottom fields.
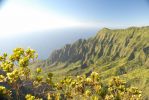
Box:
left=0, top=1, right=100, bottom=38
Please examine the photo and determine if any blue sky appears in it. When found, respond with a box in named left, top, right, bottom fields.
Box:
left=0, top=0, right=149, bottom=37
left=40, top=0, right=149, bottom=23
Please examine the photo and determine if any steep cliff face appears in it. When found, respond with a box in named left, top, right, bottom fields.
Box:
left=50, top=39, right=87, bottom=63
left=49, top=27, right=149, bottom=66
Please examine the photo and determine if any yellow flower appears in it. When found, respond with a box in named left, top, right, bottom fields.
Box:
left=90, top=72, right=99, bottom=82
left=36, top=68, right=42, bottom=73
left=91, top=95, right=99, bottom=100
left=0, top=86, right=6, bottom=93
left=86, top=77, right=92, bottom=84
left=0, top=75, right=5, bottom=82
left=35, top=76, right=43, bottom=82
left=85, top=90, right=91, bottom=96
left=47, top=93, right=52, bottom=100
left=55, top=92, right=60, bottom=100
left=25, top=94, right=35, bottom=100
left=94, top=84, right=101, bottom=93
left=0, top=86, right=11, bottom=97
left=0, top=56, right=4, bottom=61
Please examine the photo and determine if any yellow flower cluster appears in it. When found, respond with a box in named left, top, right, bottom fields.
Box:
left=7, top=69, right=20, bottom=83
left=105, top=77, right=142, bottom=100
left=25, top=94, right=42, bottom=100
left=1, top=61, right=14, bottom=72
left=53, top=72, right=101, bottom=99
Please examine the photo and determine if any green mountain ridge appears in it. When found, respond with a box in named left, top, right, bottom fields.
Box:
left=35, top=26, right=149, bottom=99
left=48, top=26, right=149, bottom=66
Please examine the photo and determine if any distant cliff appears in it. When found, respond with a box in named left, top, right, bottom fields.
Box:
left=49, top=26, right=149, bottom=67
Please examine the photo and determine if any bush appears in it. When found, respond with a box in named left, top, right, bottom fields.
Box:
left=0, top=48, right=142, bottom=100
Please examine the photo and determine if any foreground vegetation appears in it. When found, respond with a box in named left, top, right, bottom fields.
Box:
left=0, top=48, right=142, bottom=100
